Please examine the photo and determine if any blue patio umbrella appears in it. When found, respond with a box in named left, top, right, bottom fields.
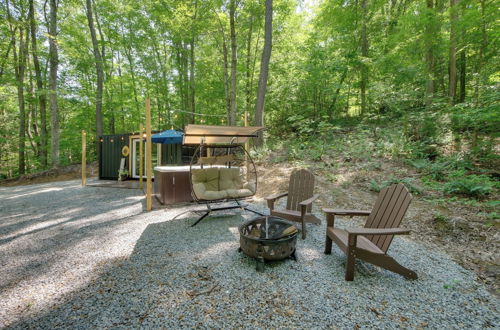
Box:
left=151, top=129, right=184, bottom=144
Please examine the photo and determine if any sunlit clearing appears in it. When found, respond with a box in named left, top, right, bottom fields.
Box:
left=6, top=187, right=63, bottom=200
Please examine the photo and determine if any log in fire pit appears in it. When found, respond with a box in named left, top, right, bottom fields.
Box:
left=238, top=216, right=298, bottom=271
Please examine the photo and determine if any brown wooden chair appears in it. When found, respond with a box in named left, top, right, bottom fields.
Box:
left=265, top=169, right=320, bottom=239
left=323, top=183, right=418, bottom=281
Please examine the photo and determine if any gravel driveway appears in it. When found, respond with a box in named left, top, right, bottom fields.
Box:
left=0, top=179, right=498, bottom=329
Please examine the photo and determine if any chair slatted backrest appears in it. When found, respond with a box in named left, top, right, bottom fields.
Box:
left=286, top=169, right=315, bottom=213
left=364, top=183, right=412, bottom=253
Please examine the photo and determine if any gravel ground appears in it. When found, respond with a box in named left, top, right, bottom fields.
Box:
left=0, top=179, right=498, bottom=329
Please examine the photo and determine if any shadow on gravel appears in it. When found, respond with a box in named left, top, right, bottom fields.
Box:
left=6, top=214, right=248, bottom=328
left=0, top=181, right=145, bottom=297
left=3, top=194, right=499, bottom=329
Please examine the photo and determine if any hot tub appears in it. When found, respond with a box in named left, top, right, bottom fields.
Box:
left=153, top=166, right=193, bottom=205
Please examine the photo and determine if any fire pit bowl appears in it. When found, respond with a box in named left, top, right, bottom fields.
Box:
left=238, top=216, right=298, bottom=271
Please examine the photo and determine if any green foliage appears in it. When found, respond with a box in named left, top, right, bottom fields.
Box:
left=408, top=156, right=474, bottom=181
left=1, top=0, right=499, bottom=180
left=433, top=212, right=450, bottom=224
left=369, top=177, right=423, bottom=195
left=443, top=171, right=496, bottom=197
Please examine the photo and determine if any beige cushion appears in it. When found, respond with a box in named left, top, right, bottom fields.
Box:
left=192, top=168, right=219, bottom=191
left=191, top=167, right=256, bottom=200
left=192, top=182, right=228, bottom=200
left=226, top=188, right=253, bottom=198
left=219, top=168, right=243, bottom=190
left=243, top=182, right=256, bottom=194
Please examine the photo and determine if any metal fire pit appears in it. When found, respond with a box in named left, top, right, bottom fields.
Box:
left=238, top=216, right=298, bottom=271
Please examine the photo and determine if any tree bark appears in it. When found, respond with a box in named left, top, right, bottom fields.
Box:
left=359, top=0, right=368, bottom=115
left=48, top=0, right=59, bottom=168
left=86, top=0, right=104, bottom=139
left=245, top=14, right=254, bottom=118
left=329, top=68, right=348, bottom=120
left=14, top=20, right=28, bottom=175
left=424, top=0, right=436, bottom=106
left=29, top=0, right=48, bottom=168
left=458, top=49, right=466, bottom=103
left=222, top=36, right=231, bottom=124
left=448, top=0, right=458, bottom=104
left=7, top=0, right=28, bottom=175
left=254, top=0, right=273, bottom=147
left=229, top=0, right=237, bottom=125
left=474, top=0, right=487, bottom=105
left=189, top=38, right=196, bottom=122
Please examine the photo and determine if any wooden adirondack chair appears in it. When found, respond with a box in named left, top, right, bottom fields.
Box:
left=324, top=183, right=418, bottom=281
left=265, top=169, right=320, bottom=239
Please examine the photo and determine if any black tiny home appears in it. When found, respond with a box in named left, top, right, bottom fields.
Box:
left=98, top=132, right=193, bottom=180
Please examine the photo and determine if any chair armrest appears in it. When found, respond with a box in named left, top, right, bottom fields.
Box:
left=322, top=208, right=371, bottom=216
left=346, top=228, right=411, bottom=236
left=299, top=194, right=320, bottom=207
left=264, top=192, right=288, bottom=201
left=265, top=192, right=288, bottom=211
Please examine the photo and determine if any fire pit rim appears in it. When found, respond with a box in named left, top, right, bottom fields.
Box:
left=238, top=216, right=298, bottom=243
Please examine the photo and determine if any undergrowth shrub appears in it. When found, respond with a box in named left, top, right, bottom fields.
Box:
left=408, top=156, right=475, bottom=181
left=369, top=177, right=423, bottom=195
left=443, top=170, right=496, bottom=197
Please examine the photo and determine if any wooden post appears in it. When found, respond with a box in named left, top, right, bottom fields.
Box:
left=244, top=111, right=249, bottom=145
left=145, top=98, right=153, bottom=211
left=82, top=130, right=86, bottom=186
left=244, top=111, right=249, bottom=180
left=139, top=124, right=144, bottom=189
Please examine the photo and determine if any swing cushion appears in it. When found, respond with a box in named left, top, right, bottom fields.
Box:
left=219, top=168, right=243, bottom=190
left=192, top=168, right=219, bottom=191
left=191, top=167, right=255, bottom=200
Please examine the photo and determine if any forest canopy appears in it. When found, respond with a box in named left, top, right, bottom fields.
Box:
left=0, top=0, right=498, bottom=179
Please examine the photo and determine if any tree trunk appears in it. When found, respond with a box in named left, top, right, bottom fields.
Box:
left=27, top=64, right=40, bottom=157
left=359, top=0, right=368, bottom=115
left=0, top=38, right=15, bottom=79
left=29, top=0, right=48, bottom=168
left=245, top=14, right=254, bottom=118
left=16, top=27, right=28, bottom=175
left=229, top=0, right=237, bottom=125
left=254, top=0, right=273, bottom=147
left=424, top=0, right=436, bottom=106
left=48, top=0, right=59, bottom=168
left=117, top=51, right=126, bottom=130
left=7, top=0, right=28, bottom=175
left=189, top=38, right=196, bottom=123
left=458, top=49, right=466, bottom=103
left=86, top=0, right=104, bottom=139
left=222, top=36, right=231, bottom=124
left=329, top=68, right=348, bottom=120
left=448, top=0, right=458, bottom=104
left=474, top=0, right=487, bottom=105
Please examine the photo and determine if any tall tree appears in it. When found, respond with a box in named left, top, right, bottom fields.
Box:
left=254, top=0, right=272, bottom=146
left=86, top=0, right=104, bottom=139
left=424, top=0, right=437, bottom=105
left=7, top=0, right=28, bottom=175
left=229, top=0, right=237, bottom=125
left=188, top=1, right=198, bottom=122
left=359, top=0, right=368, bottom=115
left=48, top=0, right=59, bottom=167
left=448, top=0, right=458, bottom=104
left=28, top=0, right=48, bottom=167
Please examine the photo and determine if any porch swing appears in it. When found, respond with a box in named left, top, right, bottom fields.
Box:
left=184, top=124, right=265, bottom=226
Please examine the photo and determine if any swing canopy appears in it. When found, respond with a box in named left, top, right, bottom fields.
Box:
left=183, top=124, right=264, bottom=145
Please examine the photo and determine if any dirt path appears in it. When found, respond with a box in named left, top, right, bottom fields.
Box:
left=255, top=159, right=499, bottom=295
